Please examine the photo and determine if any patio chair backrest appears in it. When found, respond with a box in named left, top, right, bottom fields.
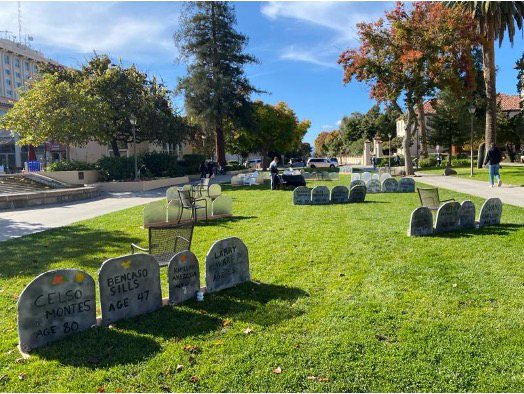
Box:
left=417, top=188, right=441, bottom=210
left=178, top=189, right=193, bottom=208
left=148, top=221, right=194, bottom=264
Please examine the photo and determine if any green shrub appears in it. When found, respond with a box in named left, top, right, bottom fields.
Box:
left=47, top=160, right=96, bottom=171
left=179, top=154, right=206, bottom=174
left=418, top=157, right=437, bottom=168
left=96, top=156, right=136, bottom=181
left=303, top=167, right=340, bottom=172
left=451, top=158, right=475, bottom=167
left=141, top=152, right=183, bottom=178
left=224, top=164, right=245, bottom=171
left=377, top=156, right=404, bottom=167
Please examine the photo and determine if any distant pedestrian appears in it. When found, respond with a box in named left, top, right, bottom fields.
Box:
left=435, top=153, right=442, bottom=167
left=269, top=156, right=279, bottom=190
left=207, top=161, right=214, bottom=178
left=393, top=153, right=400, bottom=166
left=199, top=161, right=207, bottom=179
left=371, top=155, right=377, bottom=170
left=484, top=143, right=505, bottom=187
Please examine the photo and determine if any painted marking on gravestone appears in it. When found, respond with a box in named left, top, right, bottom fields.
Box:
left=348, top=185, right=366, bottom=203
left=397, top=177, right=415, bottom=193
left=311, top=186, right=330, bottom=204
left=17, top=269, right=96, bottom=352
left=330, top=185, right=349, bottom=204
left=205, top=237, right=250, bottom=293
left=459, top=200, right=476, bottom=229
left=212, top=195, right=233, bottom=215
left=434, top=201, right=461, bottom=233
left=408, top=207, right=433, bottom=236
left=98, top=254, right=162, bottom=325
left=381, top=177, right=398, bottom=192
left=293, top=186, right=312, bottom=205
left=366, top=179, right=381, bottom=193
left=350, top=180, right=366, bottom=190
left=168, top=251, right=200, bottom=305
left=478, top=197, right=502, bottom=227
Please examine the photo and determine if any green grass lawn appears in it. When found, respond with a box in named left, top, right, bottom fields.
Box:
left=417, top=165, right=524, bottom=186
left=2, top=176, right=524, bottom=392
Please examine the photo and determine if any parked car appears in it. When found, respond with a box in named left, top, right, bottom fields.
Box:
left=244, top=159, right=262, bottom=168
left=306, top=158, right=336, bottom=168
left=227, top=160, right=240, bottom=166
left=329, top=158, right=339, bottom=167
left=289, top=158, right=305, bottom=167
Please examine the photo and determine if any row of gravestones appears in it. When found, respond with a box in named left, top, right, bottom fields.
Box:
left=350, top=177, right=415, bottom=193
left=408, top=198, right=502, bottom=236
left=143, top=195, right=233, bottom=227
left=17, top=237, right=249, bottom=353
left=231, top=173, right=265, bottom=186
left=302, top=172, right=339, bottom=181
left=293, top=185, right=366, bottom=205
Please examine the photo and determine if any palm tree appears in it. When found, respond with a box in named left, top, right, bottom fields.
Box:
left=448, top=1, right=524, bottom=150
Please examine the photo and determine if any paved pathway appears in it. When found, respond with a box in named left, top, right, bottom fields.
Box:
left=0, top=174, right=233, bottom=242
left=414, top=172, right=524, bottom=208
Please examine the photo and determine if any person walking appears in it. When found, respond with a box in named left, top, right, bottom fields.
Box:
left=199, top=161, right=207, bottom=179
left=371, top=154, right=377, bottom=170
left=269, top=157, right=279, bottom=190
left=484, top=143, right=505, bottom=187
left=435, top=153, right=442, bottom=167
left=207, top=161, right=214, bottom=178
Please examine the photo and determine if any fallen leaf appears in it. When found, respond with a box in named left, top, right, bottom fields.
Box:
left=115, top=389, right=122, bottom=393
left=244, top=327, right=253, bottom=335
left=189, top=376, right=199, bottom=383
left=221, top=319, right=231, bottom=327
left=18, top=373, right=25, bottom=380
left=6, top=349, right=14, bottom=355
left=212, top=340, right=224, bottom=346
left=197, top=309, right=208, bottom=315
left=452, top=283, right=457, bottom=288
left=183, top=345, right=201, bottom=354
left=11, top=294, right=18, bottom=300
left=272, top=367, right=282, bottom=374
left=96, top=388, right=105, bottom=393
left=306, top=376, right=316, bottom=380
left=176, top=364, right=184, bottom=372
left=0, top=375, right=6, bottom=382
left=317, top=377, right=329, bottom=382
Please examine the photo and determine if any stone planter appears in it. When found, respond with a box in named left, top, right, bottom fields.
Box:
left=93, top=176, right=189, bottom=192
left=37, top=170, right=100, bottom=185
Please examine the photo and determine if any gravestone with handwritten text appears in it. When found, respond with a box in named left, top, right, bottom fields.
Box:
left=478, top=198, right=502, bottom=226
left=205, top=237, right=249, bottom=293
left=168, top=251, right=200, bottom=305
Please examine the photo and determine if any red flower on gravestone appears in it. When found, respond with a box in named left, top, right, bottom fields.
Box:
left=52, top=275, right=64, bottom=285
left=180, top=255, right=186, bottom=263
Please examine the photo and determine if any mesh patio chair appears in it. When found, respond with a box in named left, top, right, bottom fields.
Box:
left=191, top=177, right=210, bottom=198
left=417, top=187, right=455, bottom=211
left=131, top=221, right=194, bottom=266
left=178, top=189, right=208, bottom=223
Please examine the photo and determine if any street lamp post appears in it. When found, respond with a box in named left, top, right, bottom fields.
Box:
left=201, top=135, right=206, bottom=157
left=130, top=115, right=138, bottom=180
left=388, top=133, right=391, bottom=173
left=468, top=105, right=475, bottom=177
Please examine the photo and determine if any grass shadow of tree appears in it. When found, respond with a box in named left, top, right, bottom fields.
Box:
left=0, top=224, right=141, bottom=278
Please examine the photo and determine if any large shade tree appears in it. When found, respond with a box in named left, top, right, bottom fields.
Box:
left=175, top=1, right=261, bottom=166
left=447, top=1, right=524, bottom=149
left=339, top=2, right=480, bottom=175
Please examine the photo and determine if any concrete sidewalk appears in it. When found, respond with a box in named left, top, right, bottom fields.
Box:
left=0, top=174, right=233, bottom=242
left=414, top=172, right=524, bottom=208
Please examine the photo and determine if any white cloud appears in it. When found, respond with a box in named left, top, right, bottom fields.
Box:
left=0, top=2, right=179, bottom=65
left=261, top=1, right=383, bottom=68
left=336, top=120, right=342, bottom=126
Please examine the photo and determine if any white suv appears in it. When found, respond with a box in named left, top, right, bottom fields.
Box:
left=244, top=159, right=262, bottom=168
left=306, top=158, right=336, bottom=168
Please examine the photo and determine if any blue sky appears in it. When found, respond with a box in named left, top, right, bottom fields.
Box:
left=1, top=1, right=523, bottom=145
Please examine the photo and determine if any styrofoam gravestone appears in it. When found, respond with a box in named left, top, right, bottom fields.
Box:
left=168, top=251, right=200, bottom=305
left=329, top=172, right=338, bottom=181
left=366, top=179, right=381, bottom=193
left=302, top=172, right=311, bottom=180
left=293, top=186, right=312, bottom=205
left=311, top=186, right=330, bottom=204
left=17, top=269, right=96, bottom=352
left=205, top=237, right=250, bottom=293
left=371, top=173, right=380, bottom=181
left=397, top=177, right=415, bottom=193
left=143, top=200, right=167, bottom=227
left=478, top=197, right=502, bottom=227
left=351, top=173, right=361, bottom=182
left=350, top=179, right=366, bottom=190
left=230, top=175, right=242, bottom=186
left=208, top=184, right=221, bottom=199
left=380, top=173, right=392, bottom=183
left=98, top=254, right=162, bottom=325
left=381, top=177, right=398, bottom=192
left=361, top=172, right=372, bottom=183
left=348, top=185, right=366, bottom=203
left=167, top=199, right=192, bottom=223
left=212, top=195, right=233, bottom=216
left=166, top=186, right=179, bottom=202
left=434, top=201, right=461, bottom=233
left=408, top=207, right=433, bottom=236
left=330, top=186, right=349, bottom=204
left=459, top=200, right=476, bottom=229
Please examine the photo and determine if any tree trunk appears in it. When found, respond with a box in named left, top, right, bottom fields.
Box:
left=417, top=98, right=428, bottom=158
left=110, top=138, right=120, bottom=157
left=482, top=15, right=497, bottom=151
left=215, top=125, right=226, bottom=166
left=403, top=104, right=416, bottom=175
left=261, top=148, right=268, bottom=170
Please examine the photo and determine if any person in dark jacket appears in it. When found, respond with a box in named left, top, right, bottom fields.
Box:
left=207, top=161, right=214, bottom=178
left=199, top=161, right=207, bottom=179
left=484, top=143, right=505, bottom=187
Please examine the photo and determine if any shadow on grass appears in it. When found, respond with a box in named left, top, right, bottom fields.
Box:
left=0, top=224, right=140, bottom=278
left=185, top=281, right=308, bottom=326
left=33, top=325, right=161, bottom=369
left=430, top=223, right=524, bottom=238
left=194, top=216, right=258, bottom=228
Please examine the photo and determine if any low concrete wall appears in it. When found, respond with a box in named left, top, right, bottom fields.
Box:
left=37, top=170, right=100, bottom=185
left=0, top=187, right=100, bottom=210
left=93, top=176, right=189, bottom=192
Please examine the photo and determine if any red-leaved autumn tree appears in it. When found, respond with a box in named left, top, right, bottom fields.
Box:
left=338, top=2, right=480, bottom=174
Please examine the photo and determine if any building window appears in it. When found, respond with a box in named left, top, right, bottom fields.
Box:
left=16, top=82, right=21, bottom=88
left=24, top=74, right=29, bottom=80
left=6, top=89, right=12, bottom=96
left=3, top=55, right=9, bottom=65
left=5, top=79, right=11, bottom=86
left=14, top=58, right=20, bottom=68
left=15, top=72, right=20, bottom=79
left=32, top=64, right=37, bottom=73
left=24, top=61, right=29, bottom=71
left=4, top=69, right=10, bottom=76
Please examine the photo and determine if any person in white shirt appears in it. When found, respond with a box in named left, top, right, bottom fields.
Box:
left=269, top=157, right=279, bottom=190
